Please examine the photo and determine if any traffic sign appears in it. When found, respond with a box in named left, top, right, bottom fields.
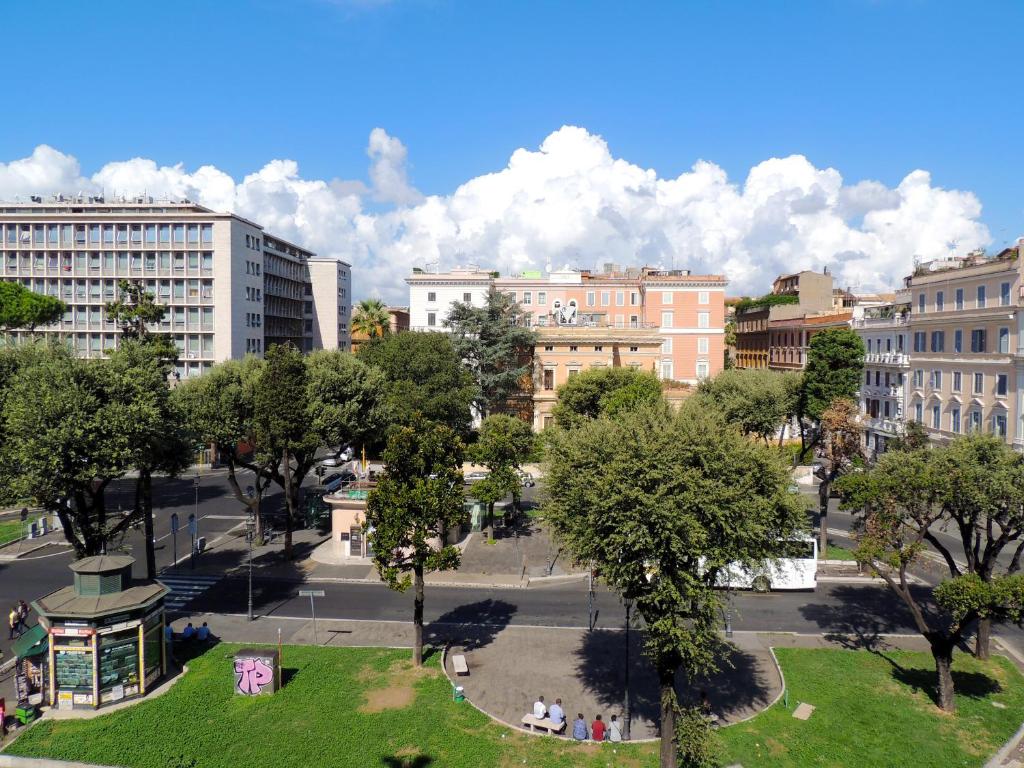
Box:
left=170, top=513, right=179, bottom=533
left=188, top=513, right=197, bottom=536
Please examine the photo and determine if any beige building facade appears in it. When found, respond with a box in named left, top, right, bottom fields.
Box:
left=532, top=324, right=664, bottom=430
left=905, top=247, right=1022, bottom=446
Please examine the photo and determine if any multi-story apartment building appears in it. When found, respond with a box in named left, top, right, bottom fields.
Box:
left=407, top=264, right=728, bottom=386
left=854, top=295, right=911, bottom=456
left=905, top=245, right=1023, bottom=447
left=406, top=267, right=493, bottom=331
left=532, top=324, right=664, bottom=430
left=735, top=270, right=835, bottom=370
left=0, top=198, right=351, bottom=376
left=767, top=311, right=853, bottom=371
left=306, top=258, right=353, bottom=352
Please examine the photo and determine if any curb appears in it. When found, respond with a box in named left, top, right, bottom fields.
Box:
left=0, top=539, right=69, bottom=562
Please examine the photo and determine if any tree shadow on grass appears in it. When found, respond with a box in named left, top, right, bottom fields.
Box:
left=381, top=756, right=433, bottom=768
left=889, top=665, right=1002, bottom=703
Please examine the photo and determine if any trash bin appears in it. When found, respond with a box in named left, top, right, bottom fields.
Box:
left=453, top=685, right=465, bottom=703
left=196, top=536, right=207, bottom=553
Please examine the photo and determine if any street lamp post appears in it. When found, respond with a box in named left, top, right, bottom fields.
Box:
left=623, top=596, right=633, bottom=741
left=725, top=573, right=734, bottom=639
left=246, top=508, right=256, bottom=622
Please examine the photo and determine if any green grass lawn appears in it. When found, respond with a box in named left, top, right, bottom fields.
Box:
left=0, top=519, right=23, bottom=546
left=721, top=648, right=1024, bottom=768
left=6, top=644, right=1022, bottom=768
left=823, top=539, right=858, bottom=561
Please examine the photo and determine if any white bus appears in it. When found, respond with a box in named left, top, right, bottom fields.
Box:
left=716, top=536, right=818, bottom=592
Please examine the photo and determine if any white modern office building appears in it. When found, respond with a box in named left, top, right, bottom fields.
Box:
left=0, top=197, right=351, bottom=377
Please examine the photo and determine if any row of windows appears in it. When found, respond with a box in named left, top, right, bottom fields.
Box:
left=245, top=313, right=263, bottom=328
left=245, top=338, right=264, bottom=354
left=2, top=250, right=214, bottom=273
left=910, top=368, right=1009, bottom=396
left=865, top=335, right=906, bottom=354
left=917, top=282, right=1012, bottom=313
left=1, top=223, right=213, bottom=246
left=913, top=402, right=1007, bottom=437
left=55, top=305, right=214, bottom=328
left=911, top=327, right=1010, bottom=354
left=13, top=278, right=214, bottom=303
left=245, top=260, right=261, bottom=276
left=245, top=286, right=263, bottom=302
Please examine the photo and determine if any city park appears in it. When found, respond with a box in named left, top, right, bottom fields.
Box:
left=0, top=286, right=1023, bottom=767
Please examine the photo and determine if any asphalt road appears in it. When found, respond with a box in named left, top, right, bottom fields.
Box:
left=4, top=475, right=1023, bottom=666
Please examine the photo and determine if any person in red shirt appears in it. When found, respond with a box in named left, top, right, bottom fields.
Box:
left=591, top=713, right=606, bottom=741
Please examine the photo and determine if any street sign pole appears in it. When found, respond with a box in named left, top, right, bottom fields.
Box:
left=170, top=513, right=179, bottom=569
left=298, top=590, right=325, bottom=644
left=188, top=513, right=197, bottom=570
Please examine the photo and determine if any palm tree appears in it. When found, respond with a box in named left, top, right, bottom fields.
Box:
left=352, top=299, right=392, bottom=340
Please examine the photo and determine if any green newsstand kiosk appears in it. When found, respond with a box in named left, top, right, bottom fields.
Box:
left=31, top=555, right=169, bottom=711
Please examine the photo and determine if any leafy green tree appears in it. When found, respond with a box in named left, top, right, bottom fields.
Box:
left=365, top=417, right=468, bottom=666
left=445, top=286, right=537, bottom=417
left=105, top=280, right=177, bottom=362
left=2, top=344, right=139, bottom=555
left=815, top=398, right=863, bottom=558
left=469, top=414, right=534, bottom=539
left=0, top=281, right=66, bottom=331
left=173, top=357, right=275, bottom=542
left=695, top=368, right=797, bottom=443
left=351, top=299, right=392, bottom=340
left=886, top=420, right=929, bottom=453
left=357, top=331, right=476, bottom=436
left=838, top=441, right=1024, bottom=712
left=930, top=436, right=1024, bottom=658
left=545, top=403, right=805, bottom=767
left=552, top=367, right=664, bottom=429
left=176, top=349, right=389, bottom=556
left=798, top=327, right=864, bottom=449
left=107, top=341, right=192, bottom=579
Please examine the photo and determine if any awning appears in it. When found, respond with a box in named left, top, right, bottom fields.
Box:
left=12, top=624, right=48, bottom=658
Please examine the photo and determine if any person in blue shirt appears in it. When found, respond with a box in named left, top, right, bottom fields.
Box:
left=548, top=698, right=565, bottom=725
left=197, top=622, right=210, bottom=641
left=572, top=713, right=587, bottom=741
left=182, top=622, right=196, bottom=640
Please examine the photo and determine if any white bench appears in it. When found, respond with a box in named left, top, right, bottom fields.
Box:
left=521, top=714, right=566, bottom=734
left=451, top=654, right=469, bottom=676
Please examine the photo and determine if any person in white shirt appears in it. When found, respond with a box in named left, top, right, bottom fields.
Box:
left=548, top=698, right=565, bottom=724
left=608, top=714, right=623, bottom=742
left=532, top=695, right=547, bottom=719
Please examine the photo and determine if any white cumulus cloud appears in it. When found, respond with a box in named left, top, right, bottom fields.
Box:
left=0, top=127, right=992, bottom=303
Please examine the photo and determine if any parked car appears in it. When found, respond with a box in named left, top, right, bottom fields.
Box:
left=517, top=471, right=535, bottom=488
left=320, top=444, right=355, bottom=467
left=464, top=471, right=489, bottom=484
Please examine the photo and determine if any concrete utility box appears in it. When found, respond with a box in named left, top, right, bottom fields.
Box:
left=233, top=648, right=281, bottom=696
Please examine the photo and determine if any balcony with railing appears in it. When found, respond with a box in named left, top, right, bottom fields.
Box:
left=853, top=314, right=909, bottom=329
left=864, top=351, right=909, bottom=366
left=863, top=416, right=905, bottom=435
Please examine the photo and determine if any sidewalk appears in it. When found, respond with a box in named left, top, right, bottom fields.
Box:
left=177, top=516, right=585, bottom=590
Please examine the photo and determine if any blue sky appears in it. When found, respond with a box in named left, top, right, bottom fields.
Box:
left=1, top=0, right=1021, bottom=298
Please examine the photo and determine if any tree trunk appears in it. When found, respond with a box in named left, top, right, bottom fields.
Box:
left=658, top=671, right=678, bottom=768
left=141, top=469, right=157, bottom=581
left=975, top=617, right=992, bottom=660
left=413, top=562, right=424, bottom=667
left=282, top=449, right=294, bottom=560
left=932, top=642, right=956, bottom=713
left=818, top=476, right=829, bottom=560
left=485, top=501, right=494, bottom=541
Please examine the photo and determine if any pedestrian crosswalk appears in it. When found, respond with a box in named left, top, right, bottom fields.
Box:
left=159, top=573, right=221, bottom=612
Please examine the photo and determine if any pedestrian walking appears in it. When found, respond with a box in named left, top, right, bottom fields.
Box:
left=16, top=600, right=29, bottom=633
left=7, top=607, right=18, bottom=640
